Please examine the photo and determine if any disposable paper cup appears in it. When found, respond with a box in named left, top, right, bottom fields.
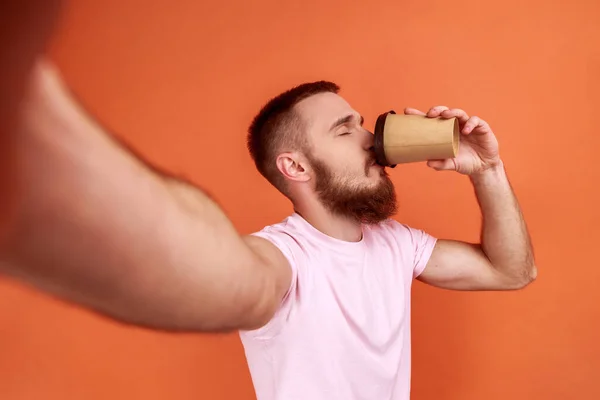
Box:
left=373, top=110, right=460, bottom=167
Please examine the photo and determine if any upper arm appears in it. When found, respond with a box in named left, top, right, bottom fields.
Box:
left=416, top=239, right=525, bottom=291
left=241, top=234, right=293, bottom=327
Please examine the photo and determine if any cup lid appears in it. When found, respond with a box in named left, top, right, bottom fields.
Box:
left=374, top=110, right=397, bottom=168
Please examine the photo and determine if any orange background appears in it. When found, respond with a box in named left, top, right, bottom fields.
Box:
left=1, top=0, right=599, bottom=399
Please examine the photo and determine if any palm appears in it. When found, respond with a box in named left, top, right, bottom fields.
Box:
left=403, top=106, right=501, bottom=175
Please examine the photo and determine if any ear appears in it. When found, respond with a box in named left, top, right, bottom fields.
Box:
left=276, top=152, right=311, bottom=183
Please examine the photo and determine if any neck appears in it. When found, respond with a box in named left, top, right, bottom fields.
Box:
left=292, top=198, right=363, bottom=242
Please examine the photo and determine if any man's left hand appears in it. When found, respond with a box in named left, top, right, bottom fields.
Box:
left=404, top=106, right=501, bottom=176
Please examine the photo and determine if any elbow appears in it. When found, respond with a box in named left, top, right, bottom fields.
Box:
left=510, top=263, right=538, bottom=290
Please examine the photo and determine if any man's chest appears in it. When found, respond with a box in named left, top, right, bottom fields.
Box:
left=298, top=247, right=412, bottom=340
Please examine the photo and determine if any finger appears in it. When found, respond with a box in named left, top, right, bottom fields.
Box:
left=404, top=107, right=426, bottom=116
left=426, top=106, right=449, bottom=118
left=440, top=108, right=469, bottom=124
left=463, top=116, right=491, bottom=135
left=427, top=158, right=457, bottom=171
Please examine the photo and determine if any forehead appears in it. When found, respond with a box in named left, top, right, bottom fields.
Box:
left=294, top=92, right=359, bottom=135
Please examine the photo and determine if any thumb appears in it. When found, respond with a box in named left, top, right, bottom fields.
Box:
left=426, top=158, right=457, bottom=171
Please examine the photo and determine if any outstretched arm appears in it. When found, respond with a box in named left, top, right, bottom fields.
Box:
left=405, top=106, right=537, bottom=291
left=0, top=60, right=291, bottom=332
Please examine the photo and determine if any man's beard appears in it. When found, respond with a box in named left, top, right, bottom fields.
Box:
left=308, top=155, right=398, bottom=225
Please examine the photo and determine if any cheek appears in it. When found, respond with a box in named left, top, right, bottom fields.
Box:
left=316, top=141, right=367, bottom=177
left=338, top=158, right=369, bottom=181
left=335, top=158, right=361, bottom=176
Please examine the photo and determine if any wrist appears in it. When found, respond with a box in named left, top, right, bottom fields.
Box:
left=469, top=159, right=506, bottom=184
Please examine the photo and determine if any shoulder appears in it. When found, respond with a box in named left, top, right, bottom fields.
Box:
left=368, top=218, right=428, bottom=242
left=369, top=218, right=438, bottom=273
left=250, top=214, right=304, bottom=254
left=246, top=213, right=313, bottom=275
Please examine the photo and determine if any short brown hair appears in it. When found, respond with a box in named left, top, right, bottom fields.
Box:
left=247, top=81, right=340, bottom=196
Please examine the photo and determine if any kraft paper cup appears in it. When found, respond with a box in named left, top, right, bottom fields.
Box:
left=373, top=110, right=460, bottom=167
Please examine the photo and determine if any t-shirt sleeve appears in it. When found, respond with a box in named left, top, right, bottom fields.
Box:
left=408, top=226, right=438, bottom=278
left=239, top=226, right=300, bottom=340
left=389, top=220, right=438, bottom=279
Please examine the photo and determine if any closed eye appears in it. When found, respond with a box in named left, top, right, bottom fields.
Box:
left=339, top=131, right=351, bottom=136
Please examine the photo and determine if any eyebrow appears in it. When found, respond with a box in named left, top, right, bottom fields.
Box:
left=329, top=114, right=364, bottom=131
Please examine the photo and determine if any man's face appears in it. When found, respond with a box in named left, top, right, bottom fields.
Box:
left=294, top=92, right=397, bottom=224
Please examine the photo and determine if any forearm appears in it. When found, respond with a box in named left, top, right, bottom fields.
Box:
left=471, top=160, right=537, bottom=283
left=0, top=63, right=275, bottom=332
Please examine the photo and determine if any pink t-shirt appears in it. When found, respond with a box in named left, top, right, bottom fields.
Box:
left=239, top=212, right=437, bottom=400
